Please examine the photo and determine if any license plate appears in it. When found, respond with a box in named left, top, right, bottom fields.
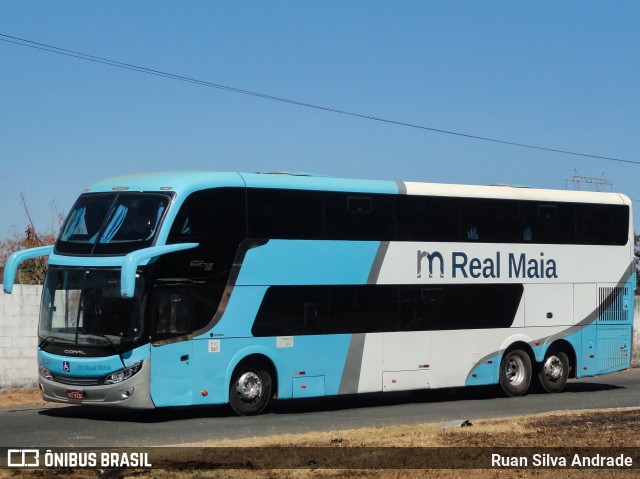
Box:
left=67, top=390, right=84, bottom=400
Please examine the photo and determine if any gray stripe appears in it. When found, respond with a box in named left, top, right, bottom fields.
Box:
left=574, top=263, right=634, bottom=327
left=367, top=241, right=390, bottom=284
left=396, top=181, right=408, bottom=195
left=338, top=333, right=366, bottom=395
left=465, top=262, right=635, bottom=383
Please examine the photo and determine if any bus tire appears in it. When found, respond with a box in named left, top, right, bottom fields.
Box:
left=537, top=351, right=569, bottom=393
left=499, top=349, right=532, bottom=397
left=229, top=366, right=272, bottom=416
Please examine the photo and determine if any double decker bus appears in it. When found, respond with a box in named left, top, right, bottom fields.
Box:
left=3, top=171, right=634, bottom=415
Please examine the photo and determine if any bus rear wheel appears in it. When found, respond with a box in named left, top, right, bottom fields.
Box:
left=499, top=349, right=532, bottom=397
left=229, top=366, right=272, bottom=416
left=537, top=351, right=569, bottom=393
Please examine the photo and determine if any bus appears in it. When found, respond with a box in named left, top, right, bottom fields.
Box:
left=3, top=171, right=634, bottom=415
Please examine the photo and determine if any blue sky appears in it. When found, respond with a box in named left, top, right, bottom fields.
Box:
left=1, top=2, right=639, bottom=239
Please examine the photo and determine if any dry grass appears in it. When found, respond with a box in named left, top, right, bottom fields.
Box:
left=2, top=408, right=639, bottom=479
left=0, top=387, right=44, bottom=408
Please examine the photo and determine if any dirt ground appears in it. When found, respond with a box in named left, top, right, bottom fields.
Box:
left=1, top=388, right=639, bottom=479
left=0, top=387, right=44, bottom=408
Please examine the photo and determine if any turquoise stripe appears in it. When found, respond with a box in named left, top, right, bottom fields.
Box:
left=39, top=344, right=149, bottom=376
left=236, top=240, right=381, bottom=286
left=87, top=171, right=399, bottom=196
left=241, top=173, right=399, bottom=194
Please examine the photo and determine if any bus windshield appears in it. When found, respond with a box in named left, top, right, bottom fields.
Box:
left=39, top=268, right=145, bottom=353
left=56, top=192, right=172, bottom=255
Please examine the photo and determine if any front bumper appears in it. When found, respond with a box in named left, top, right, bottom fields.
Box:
left=39, top=358, right=155, bottom=409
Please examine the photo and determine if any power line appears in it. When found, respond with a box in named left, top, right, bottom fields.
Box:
left=1, top=32, right=637, bottom=166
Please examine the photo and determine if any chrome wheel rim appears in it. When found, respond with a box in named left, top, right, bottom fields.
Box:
left=543, top=355, right=563, bottom=382
left=505, top=355, right=526, bottom=386
left=236, top=371, right=262, bottom=401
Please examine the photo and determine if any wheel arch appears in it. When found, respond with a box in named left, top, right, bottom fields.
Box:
left=226, top=348, right=279, bottom=403
left=542, top=339, right=577, bottom=379
left=501, top=339, right=536, bottom=366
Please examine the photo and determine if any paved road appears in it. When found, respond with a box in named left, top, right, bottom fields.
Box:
left=2, top=369, right=639, bottom=447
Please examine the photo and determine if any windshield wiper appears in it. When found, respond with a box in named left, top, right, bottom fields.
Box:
left=39, top=336, right=76, bottom=348
left=85, top=333, right=126, bottom=367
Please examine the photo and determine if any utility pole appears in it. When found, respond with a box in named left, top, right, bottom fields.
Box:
left=565, top=170, right=612, bottom=192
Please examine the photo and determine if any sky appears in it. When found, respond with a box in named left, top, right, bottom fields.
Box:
left=1, top=1, right=639, bottom=240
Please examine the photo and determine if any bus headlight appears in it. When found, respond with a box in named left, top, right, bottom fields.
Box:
left=39, top=365, right=53, bottom=380
left=104, top=362, right=142, bottom=385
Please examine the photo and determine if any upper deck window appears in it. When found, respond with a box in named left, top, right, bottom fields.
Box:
left=56, top=192, right=172, bottom=255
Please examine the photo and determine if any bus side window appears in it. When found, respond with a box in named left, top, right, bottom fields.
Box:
left=153, top=290, right=191, bottom=337
left=538, top=204, right=558, bottom=220
left=325, top=193, right=395, bottom=241
left=151, top=286, right=222, bottom=340
left=395, top=195, right=458, bottom=242
left=247, top=189, right=324, bottom=239
left=575, top=203, right=629, bottom=246
left=169, top=188, right=246, bottom=239
left=347, top=196, right=372, bottom=214
left=459, top=198, right=518, bottom=243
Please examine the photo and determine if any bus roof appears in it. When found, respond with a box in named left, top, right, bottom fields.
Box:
left=85, top=171, right=630, bottom=205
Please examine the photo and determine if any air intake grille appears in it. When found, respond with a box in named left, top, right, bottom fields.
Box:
left=51, top=374, right=102, bottom=386
left=598, top=286, right=629, bottom=323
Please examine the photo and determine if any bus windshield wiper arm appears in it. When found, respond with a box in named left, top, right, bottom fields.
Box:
left=39, top=336, right=76, bottom=348
left=88, top=333, right=126, bottom=368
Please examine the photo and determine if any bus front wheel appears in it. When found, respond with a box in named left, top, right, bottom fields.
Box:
left=229, top=366, right=272, bottom=416
left=499, top=349, right=532, bottom=397
left=537, top=351, right=569, bottom=393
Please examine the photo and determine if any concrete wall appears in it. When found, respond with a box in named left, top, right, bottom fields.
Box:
left=0, top=285, right=639, bottom=389
left=0, top=285, right=41, bottom=389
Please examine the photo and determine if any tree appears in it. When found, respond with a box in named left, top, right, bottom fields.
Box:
left=0, top=195, right=62, bottom=285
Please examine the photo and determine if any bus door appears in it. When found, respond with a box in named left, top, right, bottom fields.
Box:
left=150, top=341, right=193, bottom=406
left=149, top=289, right=195, bottom=406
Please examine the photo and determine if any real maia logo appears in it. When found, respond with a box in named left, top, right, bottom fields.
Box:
left=417, top=250, right=558, bottom=279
